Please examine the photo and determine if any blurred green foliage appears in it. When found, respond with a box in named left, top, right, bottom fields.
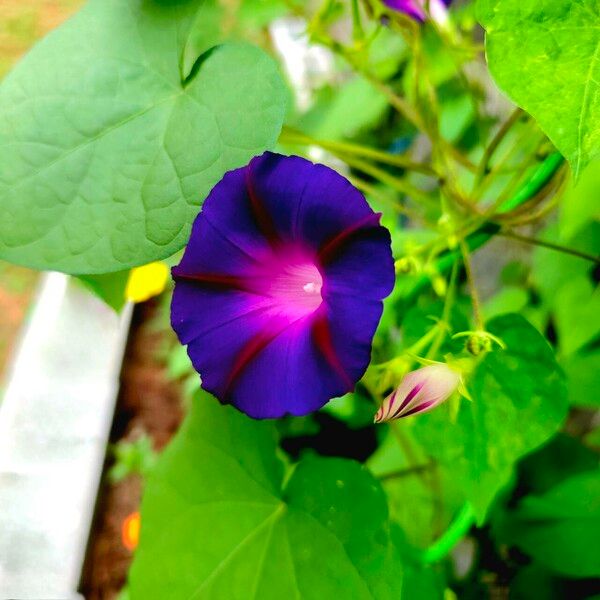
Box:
left=109, top=435, right=158, bottom=483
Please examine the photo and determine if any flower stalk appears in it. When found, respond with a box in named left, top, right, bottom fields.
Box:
left=419, top=503, right=476, bottom=564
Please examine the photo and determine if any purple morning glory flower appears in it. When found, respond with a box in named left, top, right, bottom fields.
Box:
left=383, top=0, right=452, bottom=22
left=171, top=152, right=394, bottom=419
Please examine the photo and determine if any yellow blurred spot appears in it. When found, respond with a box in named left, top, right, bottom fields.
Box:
left=125, top=262, right=169, bottom=303
left=122, top=511, right=141, bottom=551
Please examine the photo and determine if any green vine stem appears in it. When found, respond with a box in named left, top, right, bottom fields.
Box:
left=280, top=126, right=438, bottom=176
left=472, top=107, right=524, bottom=194
left=425, top=261, right=458, bottom=360
left=499, top=230, right=600, bottom=264
left=460, top=240, right=484, bottom=330
left=350, top=0, right=364, bottom=41
left=378, top=461, right=434, bottom=481
left=497, top=152, right=564, bottom=214
left=419, top=503, right=476, bottom=564
left=404, top=152, right=564, bottom=302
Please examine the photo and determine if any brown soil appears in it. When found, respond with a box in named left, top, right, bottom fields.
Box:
left=79, top=300, right=185, bottom=600
left=0, top=0, right=81, bottom=76
left=0, top=262, right=38, bottom=382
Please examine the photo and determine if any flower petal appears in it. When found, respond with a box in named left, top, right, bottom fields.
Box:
left=246, top=153, right=379, bottom=251
left=174, top=167, right=272, bottom=280
left=322, top=220, right=395, bottom=301
left=125, top=262, right=169, bottom=303
left=177, top=287, right=290, bottom=396
left=321, top=292, right=386, bottom=389
left=383, top=0, right=426, bottom=20
left=383, top=0, right=452, bottom=21
left=228, top=315, right=348, bottom=418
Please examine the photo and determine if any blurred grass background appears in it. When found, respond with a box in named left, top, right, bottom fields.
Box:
left=0, top=0, right=81, bottom=381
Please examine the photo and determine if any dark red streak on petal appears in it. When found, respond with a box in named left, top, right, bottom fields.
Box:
left=222, top=325, right=286, bottom=400
left=390, top=381, right=424, bottom=419
left=312, top=313, right=353, bottom=391
left=172, top=269, right=252, bottom=293
left=318, top=212, right=383, bottom=265
left=400, top=397, right=437, bottom=418
left=385, top=388, right=400, bottom=417
left=245, top=161, right=280, bottom=245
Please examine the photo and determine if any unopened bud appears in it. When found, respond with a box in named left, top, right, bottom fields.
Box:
left=396, top=256, right=419, bottom=275
left=466, top=333, right=493, bottom=356
left=374, top=363, right=461, bottom=422
left=453, top=330, right=506, bottom=356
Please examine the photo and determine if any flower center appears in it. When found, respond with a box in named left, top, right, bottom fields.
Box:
left=267, top=261, right=323, bottom=318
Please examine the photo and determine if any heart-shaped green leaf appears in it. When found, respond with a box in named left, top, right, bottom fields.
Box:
left=128, top=394, right=403, bottom=599
left=562, top=349, right=600, bottom=408
left=78, top=270, right=130, bottom=312
left=560, top=159, right=600, bottom=239
left=478, top=0, right=600, bottom=177
left=414, top=314, right=568, bottom=523
left=0, top=0, right=286, bottom=274
left=554, top=276, right=600, bottom=356
left=494, top=471, right=600, bottom=577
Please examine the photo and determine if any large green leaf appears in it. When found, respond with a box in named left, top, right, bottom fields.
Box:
left=482, top=286, right=529, bottom=321
left=531, top=224, right=597, bottom=305
left=129, top=394, right=403, bottom=599
left=392, top=526, right=445, bottom=599
left=554, top=277, right=600, bottom=356
left=77, top=271, right=130, bottom=312
left=562, top=350, right=600, bottom=408
left=516, top=433, right=600, bottom=495
left=495, top=471, right=600, bottom=577
left=368, top=429, right=464, bottom=549
left=414, top=314, right=568, bottom=523
left=296, top=77, right=389, bottom=142
left=186, top=0, right=288, bottom=59
left=478, top=0, right=600, bottom=177
left=560, top=158, right=600, bottom=239
left=509, top=563, right=569, bottom=600
left=0, top=0, right=286, bottom=274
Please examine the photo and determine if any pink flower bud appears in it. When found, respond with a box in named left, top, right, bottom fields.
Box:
left=374, top=364, right=460, bottom=423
